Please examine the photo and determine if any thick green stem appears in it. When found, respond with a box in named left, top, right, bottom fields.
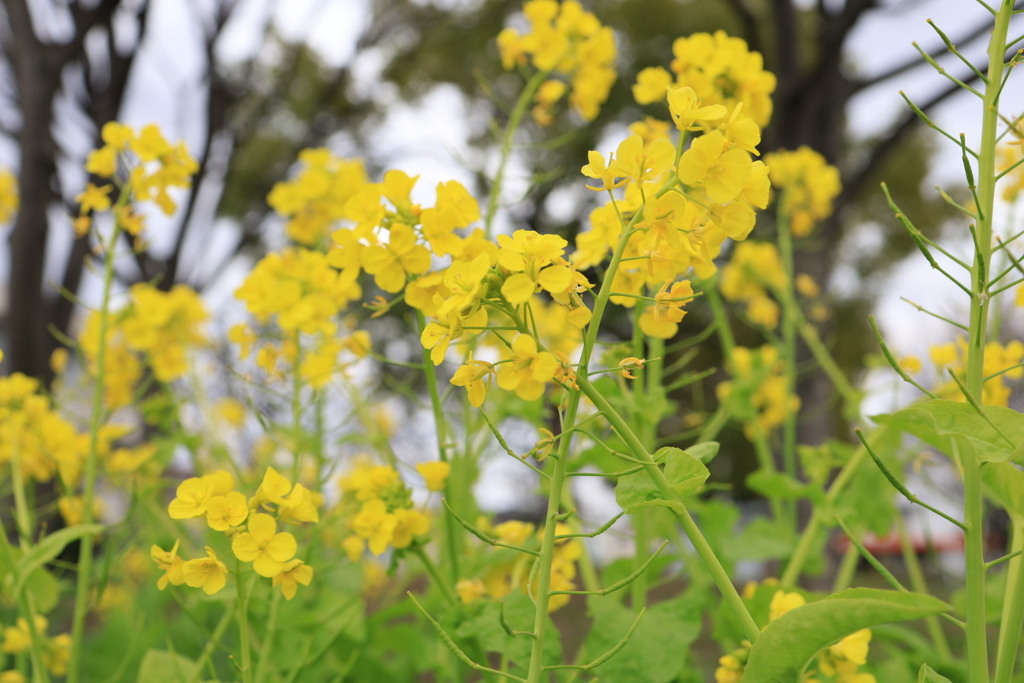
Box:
left=962, top=5, right=1013, bottom=679
left=484, top=69, right=549, bottom=238
left=236, top=565, right=254, bottom=683
left=68, top=214, right=124, bottom=683
left=578, top=375, right=760, bottom=643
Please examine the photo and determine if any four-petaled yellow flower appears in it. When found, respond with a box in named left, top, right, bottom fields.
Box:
left=497, top=334, right=560, bottom=401
left=182, top=546, right=229, bottom=595
left=416, top=461, right=451, bottom=492
left=232, top=513, right=298, bottom=577
left=273, top=559, right=314, bottom=600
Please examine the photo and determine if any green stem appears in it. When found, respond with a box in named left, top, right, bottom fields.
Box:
left=780, top=426, right=894, bottom=587
left=0, top=529, right=50, bottom=683
left=578, top=375, right=760, bottom=643
left=897, top=515, right=953, bottom=661
left=831, top=542, right=860, bottom=593
left=484, top=69, right=549, bottom=238
left=995, top=516, right=1024, bottom=683
left=412, top=544, right=459, bottom=608
left=962, top=5, right=1014, bottom=679
left=776, top=200, right=799, bottom=489
left=416, top=312, right=461, bottom=587
left=189, top=607, right=235, bottom=683
left=69, top=210, right=125, bottom=683
left=236, top=564, right=254, bottom=683
left=254, top=590, right=281, bottom=683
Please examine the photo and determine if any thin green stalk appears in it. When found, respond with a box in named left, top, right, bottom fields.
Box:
left=961, top=5, right=1014, bottom=679
left=69, top=209, right=125, bottom=683
left=578, top=375, right=760, bottom=643
left=994, top=515, right=1024, bottom=682
left=254, top=590, right=282, bottom=683
left=831, top=542, right=860, bottom=593
left=236, top=565, right=254, bottom=683
left=416, top=311, right=460, bottom=586
left=780, top=426, right=895, bottom=587
left=0, top=529, right=50, bottom=683
left=189, top=607, right=235, bottom=683
left=484, top=69, right=549, bottom=237
left=776, top=200, right=799, bottom=489
left=896, top=515, right=953, bottom=661
left=411, top=544, right=459, bottom=608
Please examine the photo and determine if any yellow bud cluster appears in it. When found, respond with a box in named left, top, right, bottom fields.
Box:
left=764, top=146, right=842, bottom=237
left=337, top=460, right=432, bottom=558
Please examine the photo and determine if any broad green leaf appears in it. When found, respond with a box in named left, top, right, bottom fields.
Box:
left=582, top=593, right=702, bottom=683
left=686, top=441, right=719, bottom=463
left=614, top=468, right=661, bottom=510
left=918, top=663, right=953, bottom=682
left=661, top=447, right=710, bottom=496
left=730, top=517, right=797, bottom=561
left=23, top=565, right=60, bottom=614
left=874, top=399, right=1024, bottom=463
left=136, top=649, right=198, bottom=683
left=744, top=588, right=950, bottom=682
left=14, top=524, right=103, bottom=597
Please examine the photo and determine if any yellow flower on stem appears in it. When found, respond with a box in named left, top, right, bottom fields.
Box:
left=252, top=466, right=292, bottom=509
left=205, top=491, right=249, bottom=531
left=639, top=280, right=694, bottom=339
left=390, top=508, right=430, bottom=549
left=416, top=461, right=451, bottom=492
left=351, top=499, right=397, bottom=556
left=497, top=334, right=560, bottom=401
left=278, top=483, right=320, bottom=524
left=182, top=546, right=229, bottom=595
left=272, top=559, right=314, bottom=600
left=150, top=540, right=186, bottom=590
left=231, top=513, right=298, bottom=578
left=450, top=360, right=494, bottom=407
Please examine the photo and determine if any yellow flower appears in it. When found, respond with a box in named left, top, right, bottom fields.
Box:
left=150, top=541, right=186, bottom=590
left=75, top=182, right=112, bottom=214
left=632, top=66, right=673, bottom=105
left=252, top=466, right=293, bottom=508
left=2, top=617, right=47, bottom=655
left=278, top=483, right=321, bottom=524
left=768, top=589, right=805, bottom=622
left=639, top=280, right=694, bottom=339
left=390, top=508, right=430, bottom=549
left=667, top=86, right=726, bottom=131
left=416, top=461, right=451, bottom=492
left=450, top=360, right=494, bottom=407
left=273, top=559, right=314, bottom=600
left=182, top=546, right=229, bottom=595
left=456, top=578, right=487, bottom=604
left=497, top=334, right=560, bottom=401
left=232, top=513, right=298, bottom=577
left=205, top=491, right=249, bottom=531
left=167, top=476, right=215, bottom=519
left=351, top=499, right=398, bottom=556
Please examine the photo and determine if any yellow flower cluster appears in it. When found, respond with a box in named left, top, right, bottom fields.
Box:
left=267, top=148, right=370, bottom=246
left=633, top=30, right=776, bottom=127
left=153, top=467, right=317, bottom=600
left=0, top=373, right=83, bottom=484
left=1, top=616, right=70, bottom=677
left=77, top=122, right=198, bottom=237
left=79, top=283, right=208, bottom=408
left=336, top=460, right=441, bottom=558
left=0, top=168, right=18, bottom=225
left=928, top=337, right=1024, bottom=407
left=997, top=138, right=1024, bottom=202
left=455, top=520, right=581, bottom=612
left=497, top=0, right=617, bottom=123
left=717, top=345, right=799, bottom=438
left=719, top=241, right=787, bottom=328
left=764, top=146, right=842, bottom=237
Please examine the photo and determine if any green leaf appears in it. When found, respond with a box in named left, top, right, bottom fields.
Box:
left=874, top=399, right=1024, bottom=463
left=136, top=649, right=198, bottom=683
left=582, top=593, right=702, bottom=683
left=455, top=591, right=560, bottom=671
left=744, top=588, right=950, bottom=682
left=918, top=663, right=953, bottom=682
left=685, top=441, right=719, bottom=463
left=614, top=468, right=661, bottom=510
left=661, top=447, right=710, bottom=497
left=13, top=524, right=103, bottom=597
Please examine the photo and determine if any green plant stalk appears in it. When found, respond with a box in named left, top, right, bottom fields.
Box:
left=416, top=311, right=461, bottom=587
left=631, top=336, right=665, bottom=610
left=776, top=200, right=799, bottom=494
left=779, top=425, right=896, bottom=587
left=831, top=542, right=860, bottom=593
left=484, top=69, right=550, bottom=238
left=994, top=515, right=1024, bottom=683
left=525, top=395, right=580, bottom=683
left=896, top=514, right=953, bottom=661
left=236, top=565, right=254, bottom=683
left=254, top=589, right=282, bottom=683
left=962, top=5, right=1013, bottom=679
left=0, top=527, right=50, bottom=683
left=189, top=606, right=235, bottom=683
left=577, top=374, right=760, bottom=642
left=69, top=205, right=126, bottom=683
left=525, top=207, right=646, bottom=682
